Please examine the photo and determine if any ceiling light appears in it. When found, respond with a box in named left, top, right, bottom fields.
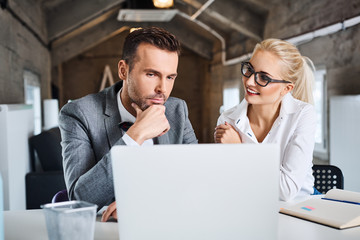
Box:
left=153, top=0, right=173, bottom=8
left=118, top=9, right=178, bottom=22
left=130, top=27, right=142, bottom=33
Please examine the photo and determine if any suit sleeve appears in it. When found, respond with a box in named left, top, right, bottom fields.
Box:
left=181, top=100, right=198, bottom=144
left=59, top=102, right=125, bottom=209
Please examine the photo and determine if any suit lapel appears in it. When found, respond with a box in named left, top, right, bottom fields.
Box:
left=155, top=134, right=169, bottom=145
left=104, top=82, right=123, bottom=147
left=155, top=100, right=173, bottom=145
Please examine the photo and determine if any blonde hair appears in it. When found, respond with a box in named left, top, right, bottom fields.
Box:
left=252, top=39, right=315, bottom=104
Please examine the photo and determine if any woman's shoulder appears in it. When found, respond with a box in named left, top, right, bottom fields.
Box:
left=282, top=94, right=315, bottom=115
left=282, top=95, right=316, bottom=129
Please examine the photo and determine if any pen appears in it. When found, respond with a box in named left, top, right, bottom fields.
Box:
left=322, top=198, right=360, bottom=205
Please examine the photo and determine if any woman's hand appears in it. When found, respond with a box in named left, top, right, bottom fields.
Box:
left=101, top=201, right=118, bottom=222
left=214, top=122, right=242, bottom=143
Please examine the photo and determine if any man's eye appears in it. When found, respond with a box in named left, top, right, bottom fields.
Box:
left=167, top=76, right=175, bottom=80
left=147, top=73, right=155, bottom=77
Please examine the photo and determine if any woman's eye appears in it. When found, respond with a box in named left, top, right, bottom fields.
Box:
left=259, top=74, right=271, bottom=81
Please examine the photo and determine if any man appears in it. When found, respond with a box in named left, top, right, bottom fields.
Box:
left=59, top=27, right=198, bottom=221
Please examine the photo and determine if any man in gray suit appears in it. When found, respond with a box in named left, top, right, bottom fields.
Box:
left=59, top=27, right=198, bottom=221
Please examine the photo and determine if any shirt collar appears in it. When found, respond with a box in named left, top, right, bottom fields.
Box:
left=226, top=93, right=301, bottom=126
left=279, top=93, right=301, bottom=116
left=117, top=88, right=136, bottom=123
left=227, top=99, right=248, bottom=122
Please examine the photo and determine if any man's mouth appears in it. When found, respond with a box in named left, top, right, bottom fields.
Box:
left=147, top=93, right=166, bottom=105
left=149, top=98, right=165, bottom=104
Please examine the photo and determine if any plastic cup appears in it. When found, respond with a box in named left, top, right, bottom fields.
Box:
left=41, top=201, right=97, bottom=240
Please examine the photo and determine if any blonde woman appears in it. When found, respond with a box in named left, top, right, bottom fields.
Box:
left=214, top=39, right=317, bottom=201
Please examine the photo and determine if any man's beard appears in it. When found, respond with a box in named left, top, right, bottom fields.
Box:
left=127, top=76, right=167, bottom=111
left=129, top=93, right=166, bottom=111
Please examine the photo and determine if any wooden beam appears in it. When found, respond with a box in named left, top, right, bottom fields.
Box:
left=50, top=8, right=119, bottom=48
left=46, top=0, right=125, bottom=41
left=155, top=19, right=214, bottom=59
left=241, top=0, right=269, bottom=14
left=181, top=0, right=263, bottom=41
left=52, top=14, right=214, bottom=66
left=51, top=14, right=129, bottom=66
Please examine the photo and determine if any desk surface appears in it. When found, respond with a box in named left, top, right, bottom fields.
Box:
left=4, top=201, right=360, bottom=240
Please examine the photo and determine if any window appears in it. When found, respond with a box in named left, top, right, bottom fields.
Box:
left=220, top=80, right=240, bottom=114
left=313, top=67, right=327, bottom=160
left=24, top=70, right=41, bottom=135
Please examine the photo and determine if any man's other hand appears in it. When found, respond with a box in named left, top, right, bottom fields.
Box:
left=101, top=201, right=118, bottom=222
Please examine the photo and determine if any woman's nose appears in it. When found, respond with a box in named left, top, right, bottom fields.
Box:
left=244, top=73, right=257, bottom=86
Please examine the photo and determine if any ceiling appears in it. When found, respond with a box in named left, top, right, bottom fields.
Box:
left=40, top=0, right=280, bottom=66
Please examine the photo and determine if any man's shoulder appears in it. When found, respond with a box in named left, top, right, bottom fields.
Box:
left=61, top=82, right=120, bottom=113
left=74, top=91, right=105, bottom=105
left=60, top=90, right=110, bottom=119
left=165, top=96, right=184, bottom=105
left=164, top=97, right=187, bottom=112
left=62, top=91, right=105, bottom=111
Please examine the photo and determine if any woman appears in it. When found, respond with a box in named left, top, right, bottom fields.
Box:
left=214, top=39, right=317, bottom=201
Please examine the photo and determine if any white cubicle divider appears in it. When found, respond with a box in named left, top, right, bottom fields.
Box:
left=0, top=104, right=34, bottom=210
left=0, top=173, right=4, bottom=240
left=330, top=95, right=360, bottom=192
left=43, top=99, right=59, bottom=130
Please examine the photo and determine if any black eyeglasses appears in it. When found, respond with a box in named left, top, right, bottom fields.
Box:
left=241, top=62, right=292, bottom=87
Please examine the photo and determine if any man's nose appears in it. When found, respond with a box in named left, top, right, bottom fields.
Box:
left=156, top=78, right=167, bottom=94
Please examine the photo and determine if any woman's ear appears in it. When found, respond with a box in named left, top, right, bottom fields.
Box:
left=281, top=83, right=294, bottom=96
left=118, top=60, right=128, bottom=80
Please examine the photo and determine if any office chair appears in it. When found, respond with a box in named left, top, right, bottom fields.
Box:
left=52, top=189, right=69, bottom=203
left=312, top=164, right=344, bottom=194
left=25, top=127, right=66, bottom=209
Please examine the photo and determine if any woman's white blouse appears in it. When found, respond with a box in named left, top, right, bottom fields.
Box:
left=217, top=93, right=316, bottom=201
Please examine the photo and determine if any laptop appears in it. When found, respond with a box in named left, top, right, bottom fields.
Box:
left=111, top=144, right=279, bottom=240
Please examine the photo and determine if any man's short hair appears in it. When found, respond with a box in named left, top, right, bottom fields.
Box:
left=122, top=26, right=181, bottom=71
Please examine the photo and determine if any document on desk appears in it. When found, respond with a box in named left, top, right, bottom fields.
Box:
left=280, top=189, right=360, bottom=229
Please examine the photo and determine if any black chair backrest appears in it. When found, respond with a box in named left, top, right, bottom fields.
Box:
left=312, top=164, right=344, bottom=194
left=29, top=127, right=62, bottom=171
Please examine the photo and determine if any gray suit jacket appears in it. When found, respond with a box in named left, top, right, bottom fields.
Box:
left=59, top=81, right=198, bottom=209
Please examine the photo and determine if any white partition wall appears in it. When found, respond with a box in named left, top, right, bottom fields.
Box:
left=0, top=104, right=34, bottom=210
left=330, top=95, right=360, bottom=192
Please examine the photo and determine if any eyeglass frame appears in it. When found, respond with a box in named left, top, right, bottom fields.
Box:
left=240, top=61, right=292, bottom=87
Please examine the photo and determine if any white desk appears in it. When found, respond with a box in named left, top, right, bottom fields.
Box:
left=4, top=210, right=119, bottom=240
left=4, top=202, right=360, bottom=240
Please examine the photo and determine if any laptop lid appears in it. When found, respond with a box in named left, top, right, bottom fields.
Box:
left=112, top=144, right=279, bottom=240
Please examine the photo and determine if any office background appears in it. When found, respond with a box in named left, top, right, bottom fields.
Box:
left=0, top=0, right=360, bottom=205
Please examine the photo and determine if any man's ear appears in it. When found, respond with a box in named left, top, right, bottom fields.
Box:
left=118, top=60, right=128, bottom=80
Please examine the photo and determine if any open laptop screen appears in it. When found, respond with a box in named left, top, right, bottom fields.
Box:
left=112, top=144, right=279, bottom=240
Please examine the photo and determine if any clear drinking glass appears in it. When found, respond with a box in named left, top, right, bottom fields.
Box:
left=41, top=201, right=97, bottom=240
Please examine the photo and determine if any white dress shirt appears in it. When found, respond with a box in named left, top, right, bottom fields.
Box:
left=217, top=93, right=316, bottom=201
left=117, top=89, right=154, bottom=146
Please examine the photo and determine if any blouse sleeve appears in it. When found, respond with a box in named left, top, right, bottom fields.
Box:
left=279, top=105, right=317, bottom=201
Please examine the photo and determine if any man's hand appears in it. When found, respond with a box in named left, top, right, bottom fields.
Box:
left=214, top=122, right=242, bottom=143
left=101, top=201, right=117, bottom=222
left=126, top=103, right=170, bottom=145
